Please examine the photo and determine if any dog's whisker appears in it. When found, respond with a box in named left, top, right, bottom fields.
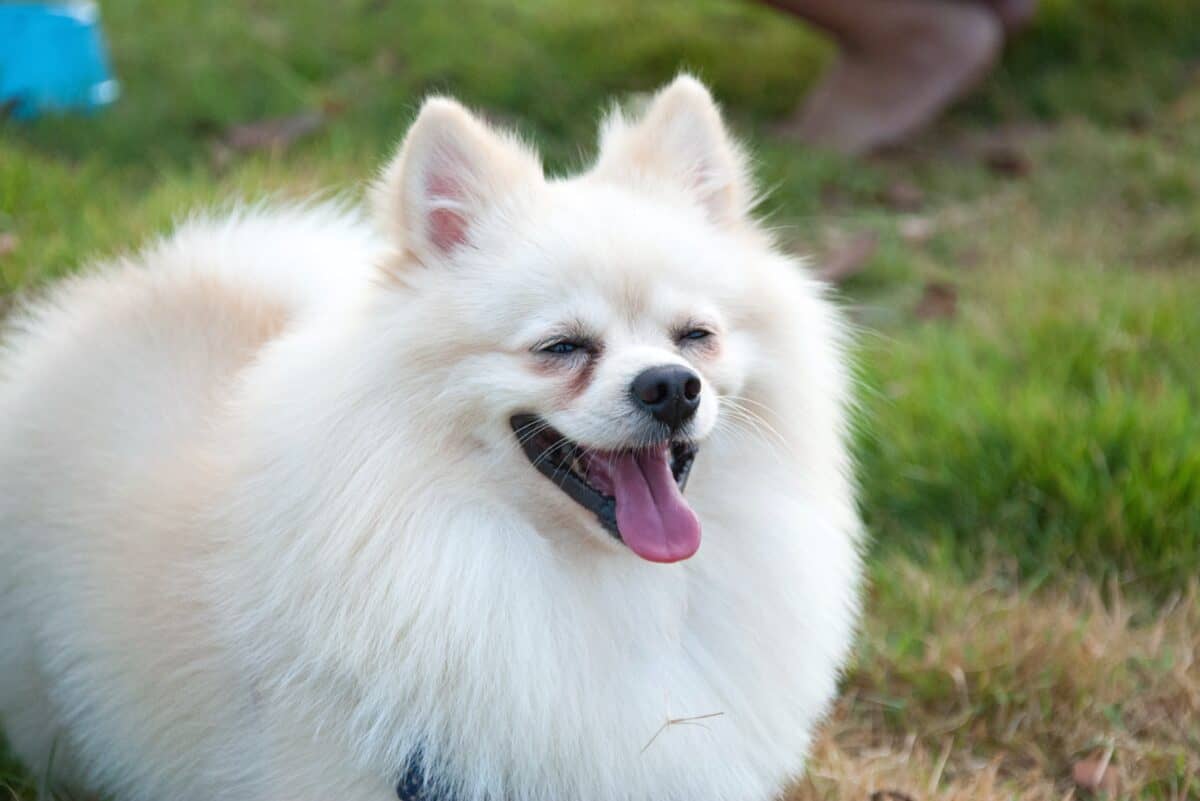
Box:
left=719, top=398, right=795, bottom=461
left=716, top=406, right=793, bottom=470
left=516, top=421, right=553, bottom=449
left=530, top=436, right=570, bottom=471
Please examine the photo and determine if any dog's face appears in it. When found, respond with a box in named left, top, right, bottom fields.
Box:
left=373, top=77, right=777, bottom=563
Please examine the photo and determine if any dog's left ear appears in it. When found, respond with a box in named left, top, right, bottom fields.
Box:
left=592, top=75, right=753, bottom=226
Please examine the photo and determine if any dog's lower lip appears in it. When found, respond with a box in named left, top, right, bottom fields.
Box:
left=509, top=414, right=697, bottom=540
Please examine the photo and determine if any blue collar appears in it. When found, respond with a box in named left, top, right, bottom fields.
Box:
left=396, top=750, right=454, bottom=801
left=396, top=762, right=429, bottom=801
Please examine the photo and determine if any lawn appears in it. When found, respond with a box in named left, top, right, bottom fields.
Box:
left=2, top=0, right=1198, bottom=799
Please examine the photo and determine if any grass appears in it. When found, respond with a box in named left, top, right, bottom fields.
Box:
left=2, top=0, right=1198, bottom=798
left=790, top=562, right=1199, bottom=801
left=845, top=121, right=1200, bottom=588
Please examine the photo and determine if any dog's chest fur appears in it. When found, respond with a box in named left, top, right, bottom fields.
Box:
left=212, top=435, right=857, bottom=801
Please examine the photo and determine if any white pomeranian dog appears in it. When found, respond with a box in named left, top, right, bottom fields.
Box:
left=0, top=76, right=861, bottom=801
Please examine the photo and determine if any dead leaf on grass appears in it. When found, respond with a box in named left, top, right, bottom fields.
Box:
left=1072, top=746, right=1118, bottom=796
left=914, top=281, right=957, bottom=320
left=948, top=122, right=1048, bottom=177
left=899, top=216, right=936, bottom=245
left=0, top=232, right=18, bottom=258
left=818, top=232, right=879, bottom=284
left=983, top=146, right=1032, bottom=177
left=880, top=180, right=925, bottom=212
left=222, top=111, right=325, bottom=153
left=1123, top=109, right=1151, bottom=134
left=869, top=791, right=918, bottom=801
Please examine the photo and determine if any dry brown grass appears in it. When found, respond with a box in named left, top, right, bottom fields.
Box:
left=785, top=564, right=1199, bottom=801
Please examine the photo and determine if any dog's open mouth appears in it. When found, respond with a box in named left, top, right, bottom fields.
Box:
left=510, top=414, right=701, bottom=563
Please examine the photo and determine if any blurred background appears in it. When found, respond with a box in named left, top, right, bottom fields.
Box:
left=1, top=1, right=1197, bottom=798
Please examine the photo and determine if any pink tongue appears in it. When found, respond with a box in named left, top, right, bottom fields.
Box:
left=606, top=449, right=701, bottom=563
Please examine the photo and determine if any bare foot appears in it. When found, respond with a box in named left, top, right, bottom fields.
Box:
left=777, top=0, right=1003, bottom=155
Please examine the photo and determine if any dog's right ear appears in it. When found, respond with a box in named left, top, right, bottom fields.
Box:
left=372, top=98, right=543, bottom=266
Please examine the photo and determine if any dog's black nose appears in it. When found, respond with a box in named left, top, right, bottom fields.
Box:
left=631, top=365, right=702, bottom=431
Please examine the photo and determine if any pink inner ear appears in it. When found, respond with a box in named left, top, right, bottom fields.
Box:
left=426, top=174, right=469, bottom=254
left=428, top=207, right=468, bottom=253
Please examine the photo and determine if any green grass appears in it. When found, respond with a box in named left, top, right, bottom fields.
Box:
left=841, top=117, right=1200, bottom=588
left=2, top=0, right=1199, bottom=798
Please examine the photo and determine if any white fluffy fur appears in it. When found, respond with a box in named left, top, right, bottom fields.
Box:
left=0, top=76, right=861, bottom=801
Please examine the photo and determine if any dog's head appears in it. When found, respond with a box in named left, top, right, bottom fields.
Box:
left=370, top=76, right=820, bottom=564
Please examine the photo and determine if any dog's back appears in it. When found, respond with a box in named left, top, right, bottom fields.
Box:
left=0, top=205, right=379, bottom=796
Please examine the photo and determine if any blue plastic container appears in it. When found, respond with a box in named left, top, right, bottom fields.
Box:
left=0, top=1, right=118, bottom=119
